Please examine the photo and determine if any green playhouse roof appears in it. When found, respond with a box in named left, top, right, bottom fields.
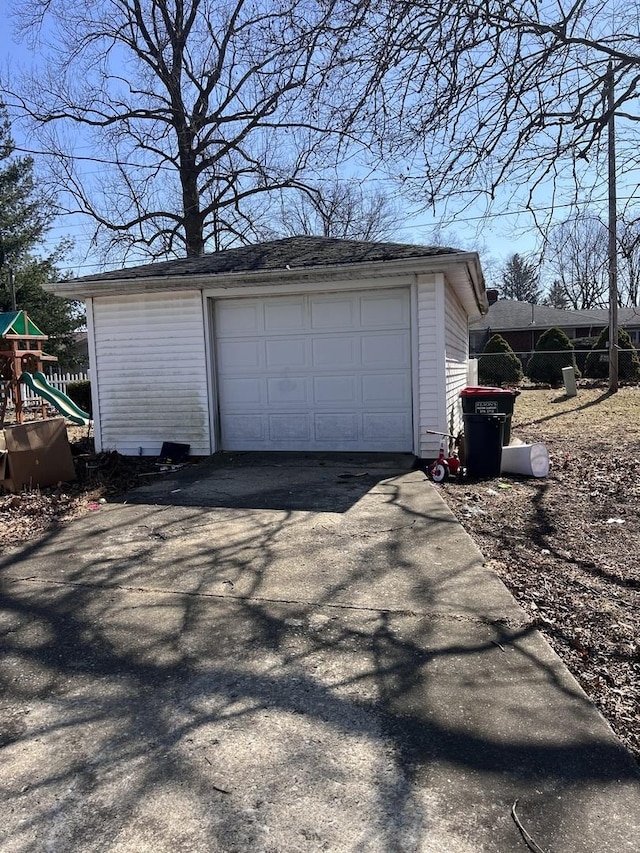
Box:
left=0, top=310, right=47, bottom=339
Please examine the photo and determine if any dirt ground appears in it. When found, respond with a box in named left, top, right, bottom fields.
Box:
left=1, top=388, right=638, bottom=766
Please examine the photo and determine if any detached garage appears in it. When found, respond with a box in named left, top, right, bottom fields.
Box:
left=47, top=237, right=488, bottom=460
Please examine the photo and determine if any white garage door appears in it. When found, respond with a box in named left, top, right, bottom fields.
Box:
left=214, top=289, right=413, bottom=451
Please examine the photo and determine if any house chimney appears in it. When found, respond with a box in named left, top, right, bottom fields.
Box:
left=486, top=288, right=499, bottom=305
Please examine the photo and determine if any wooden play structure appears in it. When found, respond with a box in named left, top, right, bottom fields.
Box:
left=0, top=310, right=58, bottom=427
left=0, top=310, right=91, bottom=429
left=0, top=311, right=88, bottom=491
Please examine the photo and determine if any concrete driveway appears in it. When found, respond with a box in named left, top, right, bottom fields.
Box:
left=1, top=453, right=638, bottom=852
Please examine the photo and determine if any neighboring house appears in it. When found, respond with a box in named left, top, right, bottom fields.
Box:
left=45, top=237, right=488, bottom=459
left=470, top=290, right=640, bottom=353
left=582, top=308, right=640, bottom=346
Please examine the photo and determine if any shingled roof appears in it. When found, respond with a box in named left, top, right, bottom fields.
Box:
left=581, top=307, right=640, bottom=328
left=73, top=236, right=465, bottom=283
left=470, top=299, right=608, bottom=331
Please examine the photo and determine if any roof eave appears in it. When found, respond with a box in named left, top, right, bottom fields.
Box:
left=45, top=251, right=488, bottom=314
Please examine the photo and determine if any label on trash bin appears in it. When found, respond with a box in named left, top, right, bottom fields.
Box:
left=474, top=401, right=498, bottom=413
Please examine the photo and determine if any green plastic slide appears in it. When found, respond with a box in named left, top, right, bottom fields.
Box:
left=21, top=371, right=91, bottom=426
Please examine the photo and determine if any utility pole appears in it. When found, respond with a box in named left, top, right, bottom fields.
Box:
left=607, top=61, right=618, bottom=393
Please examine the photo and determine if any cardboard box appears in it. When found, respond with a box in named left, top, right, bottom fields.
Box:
left=0, top=418, right=76, bottom=492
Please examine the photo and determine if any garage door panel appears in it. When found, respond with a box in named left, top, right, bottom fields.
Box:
left=267, top=376, right=308, bottom=404
left=361, top=333, right=410, bottom=367
left=362, top=373, right=411, bottom=404
left=221, top=414, right=265, bottom=441
left=217, top=339, right=262, bottom=371
left=215, top=288, right=412, bottom=451
left=219, top=377, right=263, bottom=406
left=268, top=413, right=311, bottom=441
left=361, top=293, right=408, bottom=327
left=314, top=413, right=358, bottom=441
left=310, top=296, right=356, bottom=328
left=313, top=375, right=357, bottom=404
left=216, top=301, right=262, bottom=334
left=264, top=298, right=305, bottom=331
left=363, top=412, right=412, bottom=441
left=266, top=338, right=307, bottom=367
left=312, top=336, right=356, bottom=367
left=309, top=295, right=358, bottom=331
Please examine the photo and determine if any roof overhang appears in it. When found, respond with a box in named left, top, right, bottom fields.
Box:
left=46, top=251, right=489, bottom=319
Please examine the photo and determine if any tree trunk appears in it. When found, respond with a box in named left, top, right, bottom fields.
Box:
left=182, top=175, right=205, bottom=257
left=176, top=122, right=205, bottom=256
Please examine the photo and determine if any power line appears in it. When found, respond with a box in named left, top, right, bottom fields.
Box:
left=13, top=143, right=640, bottom=216
left=14, top=144, right=176, bottom=173
left=38, top=190, right=640, bottom=239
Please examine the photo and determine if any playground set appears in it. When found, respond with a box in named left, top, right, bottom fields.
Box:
left=0, top=310, right=90, bottom=428
left=0, top=311, right=90, bottom=491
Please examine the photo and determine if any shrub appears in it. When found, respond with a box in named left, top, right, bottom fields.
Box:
left=526, top=326, right=580, bottom=386
left=572, top=336, right=599, bottom=374
left=66, top=380, right=92, bottom=416
left=584, top=326, right=640, bottom=380
left=477, top=334, right=523, bottom=386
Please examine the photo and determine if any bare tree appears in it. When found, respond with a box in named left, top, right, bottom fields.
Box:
left=545, top=209, right=640, bottom=311
left=5, top=0, right=370, bottom=260
left=274, top=179, right=402, bottom=242
left=359, top=2, right=640, bottom=226
left=543, top=214, right=608, bottom=309
left=500, top=253, right=540, bottom=303
left=618, top=214, right=640, bottom=307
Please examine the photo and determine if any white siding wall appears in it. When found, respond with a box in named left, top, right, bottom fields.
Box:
left=92, top=291, right=210, bottom=455
left=415, top=276, right=442, bottom=458
left=444, top=284, right=469, bottom=440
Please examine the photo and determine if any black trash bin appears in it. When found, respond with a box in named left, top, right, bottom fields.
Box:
left=463, top=413, right=506, bottom=478
left=460, top=386, right=520, bottom=445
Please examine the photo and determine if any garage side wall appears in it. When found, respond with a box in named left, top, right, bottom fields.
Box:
left=91, top=291, right=211, bottom=455
left=415, top=275, right=441, bottom=459
left=444, top=283, right=469, bottom=439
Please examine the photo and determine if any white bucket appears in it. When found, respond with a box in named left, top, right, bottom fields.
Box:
left=500, top=443, right=549, bottom=478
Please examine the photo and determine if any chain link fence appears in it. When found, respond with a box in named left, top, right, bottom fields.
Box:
left=473, top=349, right=640, bottom=387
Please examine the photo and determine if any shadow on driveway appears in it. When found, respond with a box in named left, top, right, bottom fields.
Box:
left=1, top=455, right=638, bottom=852
left=123, top=451, right=416, bottom=512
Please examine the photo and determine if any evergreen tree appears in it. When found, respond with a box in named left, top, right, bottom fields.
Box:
left=478, top=334, right=523, bottom=386
left=526, top=326, right=580, bottom=386
left=584, top=327, right=640, bottom=381
left=500, top=253, right=541, bottom=303
left=544, top=279, right=569, bottom=309
left=0, top=104, right=83, bottom=364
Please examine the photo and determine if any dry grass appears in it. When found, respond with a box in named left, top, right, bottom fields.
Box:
left=514, top=385, right=640, bottom=444
left=439, top=385, right=640, bottom=764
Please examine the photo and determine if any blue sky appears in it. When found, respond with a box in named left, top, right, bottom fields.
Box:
left=0, top=6, right=618, bottom=288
